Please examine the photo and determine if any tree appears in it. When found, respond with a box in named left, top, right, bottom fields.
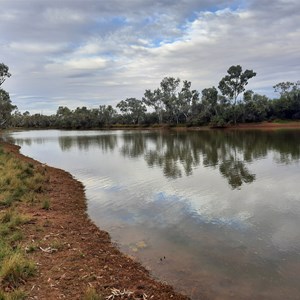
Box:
left=218, top=65, right=256, bottom=124
left=0, top=64, right=15, bottom=127
left=0, top=89, right=16, bottom=126
left=117, top=98, right=146, bottom=124
left=0, top=63, right=11, bottom=87
left=143, top=88, right=164, bottom=123
left=143, top=77, right=199, bottom=124
left=273, top=81, right=300, bottom=98
left=99, top=105, right=117, bottom=126
left=161, top=77, right=181, bottom=123
left=177, top=80, right=199, bottom=123
left=201, top=86, right=219, bottom=122
left=242, top=91, right=270, bottom=122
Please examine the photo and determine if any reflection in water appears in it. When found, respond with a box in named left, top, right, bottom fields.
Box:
left=4, top=129, right=300, bottom=300
left=58, top=134, right=118, bottom=152
left=48, top=130, right=300, bottom=189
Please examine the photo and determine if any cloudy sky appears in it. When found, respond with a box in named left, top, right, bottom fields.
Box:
left=0, top=0, right=299, bottom=114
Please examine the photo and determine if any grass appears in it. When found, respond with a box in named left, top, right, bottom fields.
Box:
left=83, top=288, right=104, bottom=300
left=0, top=289, right=27, bottom=300
left=41, top=198, right=50, bottom=210
left=0, top=144, right=47, bottom=297
left=0, top=253, right=36, bottom=286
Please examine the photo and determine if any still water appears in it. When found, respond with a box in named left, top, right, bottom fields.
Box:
left=4, top=129, right=300, bottom=299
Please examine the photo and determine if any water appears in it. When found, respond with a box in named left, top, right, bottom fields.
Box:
left=3, top=129, right=300, bottom=299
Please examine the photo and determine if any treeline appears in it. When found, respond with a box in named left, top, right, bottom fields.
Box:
left=1, top=63, right=300, bottom=129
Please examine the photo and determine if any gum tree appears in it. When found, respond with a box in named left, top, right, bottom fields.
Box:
left=0, top=63, right=15, bottom=127
left=0, top=63, right=11, bottom=87
left=218, top=65, right=256, bottom=124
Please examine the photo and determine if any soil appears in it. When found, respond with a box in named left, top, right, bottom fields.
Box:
left=2, top=142, right=191, bottom=300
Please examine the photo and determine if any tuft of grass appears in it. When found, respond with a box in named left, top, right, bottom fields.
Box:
left=0, top=196, right=15, bottom=208
left=41, top=198, right=50, bottom=210
left=0, top=241, right=11, bottom=264
left=0, top=289, right=27, bottom=300
left=0, top=210, right=30, bottom=231
left=83, top=287, right=104, bottom=300
left=25, top=243, right=38, bottom=253
left=0, top=252, right=36, bottom=286
left=1, top=210, right=14, bottom=224
left=25, top=173, right=45, bottom=193
left=9, top=231, right=24, bottom=243
left=50, top=240, right=64, bottom=251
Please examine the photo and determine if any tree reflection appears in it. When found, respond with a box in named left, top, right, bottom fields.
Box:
left=55, top=129, right=300, bottom=189
left=58, top=134, right=117, bottom=152
left=120, top=130, right=300, bottom=189
left=219, top=158, right=255, bottom=189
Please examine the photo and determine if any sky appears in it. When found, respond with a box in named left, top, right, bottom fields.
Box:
left=0, top=0, right=299, bottom=114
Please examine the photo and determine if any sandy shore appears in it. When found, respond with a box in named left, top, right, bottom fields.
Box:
left=2, top=142, right=191, bottom=300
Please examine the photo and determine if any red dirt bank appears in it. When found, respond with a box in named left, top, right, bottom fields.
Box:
left=2, top=142, right=191, bottom=300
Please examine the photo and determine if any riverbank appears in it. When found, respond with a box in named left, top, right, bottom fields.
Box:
left=0, top=142, right=191, bottom=300
left=78, top=120, right=300, bottom=131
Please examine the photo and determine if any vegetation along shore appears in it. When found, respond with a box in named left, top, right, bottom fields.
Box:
left=1, top=63, right=300, bottom=130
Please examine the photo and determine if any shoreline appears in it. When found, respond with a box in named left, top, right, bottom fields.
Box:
left=8, top=120, right=300, bottom=132
left=1, top=142, right=191, bottom=300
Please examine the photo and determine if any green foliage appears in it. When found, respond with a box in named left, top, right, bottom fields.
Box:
left=218, top=65, right=257, bottom=124
left=0, top=63, right=11, bottom=87
left=142, top=77, right=199, bottom=124
left=0, top=63, right=15, bottom=128
left=117, top=98, right=146, bottom=124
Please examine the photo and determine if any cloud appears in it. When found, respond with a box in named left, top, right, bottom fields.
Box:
left=0, top=0, right=299, bottom=113
left=9, top=42, right=68, bottom=54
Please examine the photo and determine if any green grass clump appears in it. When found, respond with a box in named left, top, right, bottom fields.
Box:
left=41, top=198, right=51, bottom=210
left=83, top=288, right=104, bottom=300
left=0, top=253, right=36, bottom=287
left=0, top=289, right=27, bottom=300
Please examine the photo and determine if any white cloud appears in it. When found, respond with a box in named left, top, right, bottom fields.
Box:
left=9, top=42, right=68, bottom=54
left=43, top=8, right=85, bottom=24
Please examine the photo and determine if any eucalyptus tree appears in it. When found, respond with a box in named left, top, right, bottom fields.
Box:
left=0, top=63, right=11, bottom=87
left=143, top=88, right=164, bottom=123
left=200, top=86, right=219, bottom=123
left=116, top=98, right=147, bottom=124
left=218, top=65, right=256, bottom=124
left=272, top=81, right=300, bottom=119
left=143, top=77, right=199, bottom=124
left=178, top=80, right=200, bottom=123
left=273, top=81, right=300, bottom=98
left=99, top=105, right=117, bottom=125
left=242, top=90, right=270, bottom=122
left=0, top=89, right=16, bottom=127
left=160, top=77, right=181, bottom=123
left=0, top=63, right=15, bottom=127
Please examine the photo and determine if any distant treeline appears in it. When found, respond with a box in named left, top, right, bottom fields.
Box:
left=1, top=63, right=300, bottom=129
